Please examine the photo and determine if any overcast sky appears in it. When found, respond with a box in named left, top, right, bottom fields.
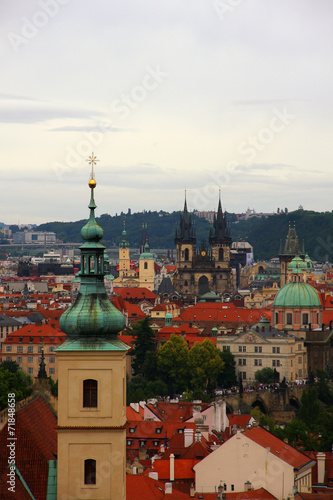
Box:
left=1, top=0, right=332, bottom=225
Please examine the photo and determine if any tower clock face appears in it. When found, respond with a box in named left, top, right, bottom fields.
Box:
left=201, top=250, right=206, bottom=256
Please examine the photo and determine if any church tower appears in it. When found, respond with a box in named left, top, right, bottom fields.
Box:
left=173, top=191, right=233, bottom=297
left=209, top=191, right=231, bottom=265
left=279, top=223, right=305, bottom=286
left=118, top=224, right=131, bottom=281
left=57, top=156, right=129, bottom=500
left=175, top=192, right=196, bottom=268
left=139, top=241, right=155, bottom=291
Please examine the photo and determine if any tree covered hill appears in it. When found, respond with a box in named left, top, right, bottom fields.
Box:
left=36, top=209, right=333, bottom=262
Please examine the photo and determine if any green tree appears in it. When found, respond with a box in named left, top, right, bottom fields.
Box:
left=0, top=368, right=33, bottom=410
left=141, top=350, right=158, bottom=381
left=188, top=339, right=224, bottom=397
left=299, top=387, right=321, bottom=429
left=255, top=367, right=275, bottom=384
left=157, top=335, right=190, bottom=396
left=131, top=317, right=157, bottom=376
left=0, top=360, right=20, bottom=373
left=218, top=350, right=237, bottom=388
left=315, top=369, right=333, bottom=405
left=284, top=419, right=316, bottom=450
left=318, top=410, right=333, bottom=451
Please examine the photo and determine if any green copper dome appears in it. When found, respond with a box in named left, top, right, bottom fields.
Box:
left=60, top=182, right=125, bottom=337
left=273, top=281, right=321, bottom=308
left=288, top=256, right=306, bottom=274
left=140, top=242, right=154, bottom=259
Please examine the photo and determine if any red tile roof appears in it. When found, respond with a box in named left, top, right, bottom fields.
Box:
left=179, top=302, right=271, bottom=324
left=3, top=322, right=66, bottom=344
left=244, top=427, right=314, bottom=470
left=114, top=287, right=158, bottom=302
left=146, top=402, right=210, bottom=423
left=126, top=474, right=190, bottom=499
left=153, top=458, right=199, bottom=480
left=0, top=395, right=57, bottom=500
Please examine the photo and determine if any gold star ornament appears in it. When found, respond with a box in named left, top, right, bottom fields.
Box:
left=86, top=153, right=99, bottom=188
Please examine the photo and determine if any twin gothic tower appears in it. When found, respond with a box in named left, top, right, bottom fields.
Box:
left=173, top=193, right=233, bottom=297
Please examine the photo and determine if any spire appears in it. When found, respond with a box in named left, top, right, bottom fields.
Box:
left=38, top=347, right=47, bottom=379
left=175, top=189, right=196, bottom=244
left=280, top=223, right=304, bottom=256
left=184, top=187, right=188, bottom=213
left=120, top=220, right=129, bottom=249
left=59, top=155, right=125, bottom=338
left=209, top=190, right=231, bottom=245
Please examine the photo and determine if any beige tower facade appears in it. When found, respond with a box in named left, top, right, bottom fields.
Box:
left=139, top=242, right=155, bottom=291
left=57, top=346, right=127, bottom=500
left=118, top=229, right=131, bottom=280
left=57, top=168, right=129, bottom=500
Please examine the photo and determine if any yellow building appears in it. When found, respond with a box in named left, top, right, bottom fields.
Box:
left=57, top=166, right=129, bottom=499
left=217, top=317, right=307, bottom=383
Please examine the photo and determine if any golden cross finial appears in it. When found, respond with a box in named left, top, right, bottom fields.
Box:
left=86, top=153, right=99, bottom=179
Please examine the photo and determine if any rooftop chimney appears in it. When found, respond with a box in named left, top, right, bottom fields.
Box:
left=165, top=482, right=172, bottom=494
left=190, top=483, right=195, bottom=497
left=170, top=454, right=175, bottom=482
left=184, top=428, right=194, bottom=447
left=317, top=452, right=326, bottom=484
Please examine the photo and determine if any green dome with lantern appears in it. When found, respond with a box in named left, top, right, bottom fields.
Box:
left=273, top=281, right=321, bottom=308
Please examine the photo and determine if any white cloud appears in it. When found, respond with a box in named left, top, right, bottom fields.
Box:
left=0, top=0, right=332, bottom=224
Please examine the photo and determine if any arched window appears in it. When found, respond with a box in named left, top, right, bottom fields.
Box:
left=219, top=248, right=224, bottom=260
left=83, top=379, right=97, bottom=408
left=286, top=313, right=292, bottom=325
left=275, top=313, right=278, bottom=324
left=144, top=262, right=148, bottom=270
left=84, top=459, right=96, bottom=485
left=184, top=248, right=189, bottom=261
left=184, top=280, right=188, bottom=286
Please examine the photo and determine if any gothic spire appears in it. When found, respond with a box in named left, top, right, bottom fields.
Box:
left=175, top=190, right=196, bottom=244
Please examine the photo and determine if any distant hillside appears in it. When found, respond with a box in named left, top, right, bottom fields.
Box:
left=230, top=210, right=333, bottom=262
left=36, top=209, right=333, bottom=262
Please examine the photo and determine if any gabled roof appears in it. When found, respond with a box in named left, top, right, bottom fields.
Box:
left=114, top=287, right=158, bottom=301
left=126, top=474, right=190, bottom=499
left=179, top=302, right=271, bottom=324
left=244, top=427, right=314, bottom=470
left=4, top=322, right=66, bottom=344
left=146, top=402, right=210, bottom=422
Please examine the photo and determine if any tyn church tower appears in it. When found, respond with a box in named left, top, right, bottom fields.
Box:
left=173, top=192, right=233, bottom=297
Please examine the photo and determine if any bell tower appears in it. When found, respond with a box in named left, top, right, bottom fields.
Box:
left=175, top=191, right=196, bottom=268
left=118, top=223, right=131, bottom=280
left=57, top=154, right=129, bottom=500
left=209, top=191, right=233, bottom=293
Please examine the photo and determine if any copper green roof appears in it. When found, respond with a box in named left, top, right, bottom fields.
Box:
left=273, top=281, right=321, bottom=308
left=56, top=337, right=130, bottom=352
left=288, top=256, right=306, bottom=274
left=140, top=242, right=154, bottom=259
left=120, top=229, right=129, bottom=248
left=60, top=181, right=125, bottom=338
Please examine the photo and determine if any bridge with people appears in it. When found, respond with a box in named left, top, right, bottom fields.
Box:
left=217, top=384, right=305, bottom=422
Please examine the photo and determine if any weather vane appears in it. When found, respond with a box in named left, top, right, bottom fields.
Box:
left=86, top=153, right=99, bottom=180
